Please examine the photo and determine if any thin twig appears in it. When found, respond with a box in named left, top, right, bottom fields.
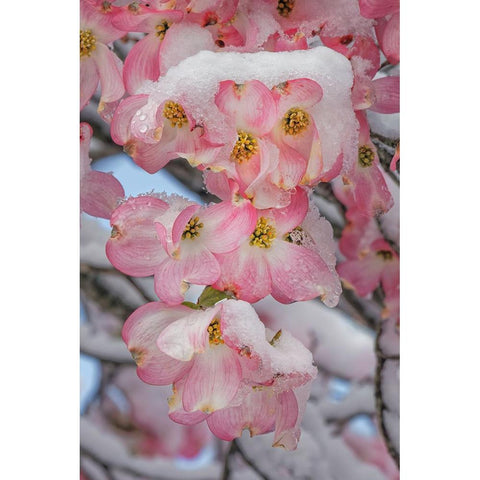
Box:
left=374, top=323, right=400, bottom=467
left=221, top=441, right=236, bottom=480
left=233, top=439, right=270, bottom=480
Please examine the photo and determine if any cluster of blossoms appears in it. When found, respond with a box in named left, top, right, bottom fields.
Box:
left=80, top=0, right=399, bottom=450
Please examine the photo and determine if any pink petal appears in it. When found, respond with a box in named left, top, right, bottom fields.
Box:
left=110, top=94, right=149, bottom=145
left=93, top=43, right=125, bottom=104
left=268, top=240, right=341, bottom=306
left=215, top=80, right=278, bottom=136
left=80, top=0, right=125, bottom=44
left=123, top=33, right=161, bottom=94
left=106, top=195, right=169, bottom=276
left=157, top=306, right=220, bottom=361
left=319, top=152, right=343, bottom=183
left=370, top=76, right=400, bottom=114
left=337, top=257, right=383, bottom=296
left=80, top=57, right=99, bottom=110
left=390, top=143, right=400, bottom=171
left=122, top=302, right=193, bottom=385
left=272, top=78, right=323, bottom=112
left=271, top=142, right=307, bottom=190
left=168, top=378, right=210, bottom=425
left=154, top=246, right=221, bottom=305
left=81, top=170, right=125, bottom=219
left=206, top=388, right=277, bottom=441
left=272, top=390, right=299, bottom=450
left=269, top=186, right=308, bottom=234
left=214, top=245, right=271, bottom=303
left=172, top=204, right=202, bottom=246
left=182, top=345, right=242, bottom=413
left=131, top=138, right=180, bottom=174
left=200, top=200, right=257, bottom=254
left=358, top=0, right=399, bottom=18
left=376, top=13, right=400, bottom=65
left=354, top=162, right=394, bottom=215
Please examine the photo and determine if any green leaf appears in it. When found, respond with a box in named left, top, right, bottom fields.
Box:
left=197, top=286, right=234, bottom=308
left=181, top=301, right=202, bottom=310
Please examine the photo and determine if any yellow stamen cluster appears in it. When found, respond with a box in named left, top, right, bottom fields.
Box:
left=376, top=250, right=393, bottom=261
left=231, top=131, right=258, bottom=163
left=155, top=21, right=170, bottom=40
left=282, top=108, right=310, bottom=136
left=80, top=29, right=97, bottom=58
left=208, top=318, right=224, bottom=345
left=277, top=0, right=295, bottom=17
left=250, top=217, right=276, bottom=248
left=182, top=216, right=203, bottom=240
left=358, top=145, right=375, bottom=167
left=163, top=101, right=188, bottom=128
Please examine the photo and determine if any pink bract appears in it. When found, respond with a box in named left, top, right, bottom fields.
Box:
left=80, top=122, right=125, bottom=219
left=106, top=193, right=172, bottom=277
left=112, top=5, right=184, bottom=93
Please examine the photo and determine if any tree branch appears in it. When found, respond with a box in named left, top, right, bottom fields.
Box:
left=374, top=323, right=400, bottom=467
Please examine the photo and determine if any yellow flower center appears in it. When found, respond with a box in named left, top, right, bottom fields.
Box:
left=163, top=101, right=188, bottom=128
left=80, top=30, right=97, bottom=58
left=231, top=131, right=259, bottom=163
left=208, top=318, right=224, bottom=345
left=182, top=216, right=203, bottom=240
left=155, top=21, right=170, bottom=40
left=282, top=108, right=310, bottom=136
left=358, top=145, right=375, bottom=167
left=277, top=0, right=295, bottom=17
left=376, top=250, right=393, bottom=261
left=249, top=217, right=276, bottom=248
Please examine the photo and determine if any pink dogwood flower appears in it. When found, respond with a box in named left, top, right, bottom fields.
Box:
left=204, top=79, right=295, bottom=209
left=110, top=94, right=202, bottom=173
left=334, top=111, right=393, bottom=215
left=80, top=122, right=125, bottom=219
left=338, top=237, right=399, bottom=299
left=213, top=187, right=341, bottom=306
left=124, top=299, right=301, bottom=415
left=269, top=78, right=329, bottom=188
left=80, top=0, right=125, bottom=111
left=161, top=300, right=316, bottom=448
left=153, top=196, right=257, bottom=304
